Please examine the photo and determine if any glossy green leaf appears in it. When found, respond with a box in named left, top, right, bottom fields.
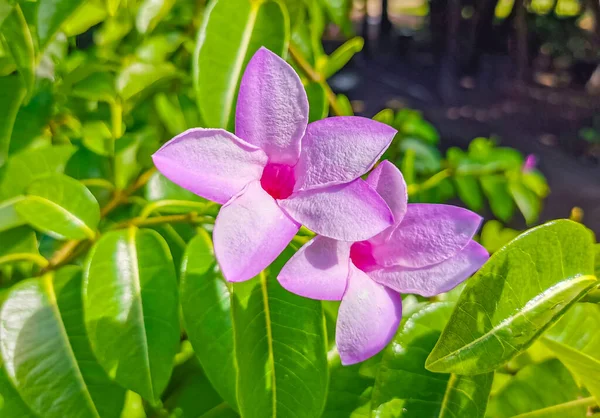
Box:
left=136, top=0, right=176, bottom=34
left=372, top=302, right=493, bottom=417
left=542, top=303, right=600, bottom=402
left=0, top=144, right=75, bottom=200
left=323, top=36, right=363, bottom=79
left=16, top=173, right=100, bottom=240
left=37, top=0, right=86, bottom=49
left=426, top=220, right=597, bottom=375
left=180, top=230, right=238, bottom=410
left=509, top=181, right=541, bottom=225
left=117, top=62, right=178, bottom=101
left=144, top=171, right=206, bottom=207
left=0, top=364, right=36, bottom=417
left=193, top=0, right=289, bottom=129
left=0, top=267, right=126, bottom=418
left=0, top=75, right=26, bottom=167
left=2, top=5, right=35, bottom=98
left=306, top=82, right=328, bottom=122
left=83, top=227, right=179, bottom=402
left=486, top=359, right=594, bottom=418
left=231, top=247, right=328, bottom=418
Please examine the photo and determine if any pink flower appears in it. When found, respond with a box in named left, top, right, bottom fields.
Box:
left=152, top=48, right=397, bottom=282
left=278, top=161, right=489, bottom=365
left=523, top=154, right=537, bottom=172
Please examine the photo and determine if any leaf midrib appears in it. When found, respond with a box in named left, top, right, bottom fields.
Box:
left=427, top=275, right=596, bottom=370
left=22, top=195, right=95, bottom=239
left=512, top=396, right=596, bottom=417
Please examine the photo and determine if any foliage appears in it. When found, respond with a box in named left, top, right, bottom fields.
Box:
left=0, top=0, right=597, bottom=417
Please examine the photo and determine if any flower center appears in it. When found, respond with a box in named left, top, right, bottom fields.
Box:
left=260, top=162, right=296, bottom=199
left=350, top=241, right=378, bottom=272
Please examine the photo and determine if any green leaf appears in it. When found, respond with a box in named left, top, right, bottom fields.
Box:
left=37, top=0, right=86, bottom=49
left=480, top=175, right=515, bottom=223
left=453, top=176, right=484, bottom=211
left=16, top=173, right=100, bottom=240
left=193, top=0, right=289, bottom=130
left=373, top=109, right=394, bottom=125
left=426, top=220, right=597, bottom=375
left=486, top=359, right=594, bottom=417
left=62, top=0, right=107, bottom=38
left=117, top=61, right=178, bottom=101
left=0, top=364, right=36, bottom=417
left=372, top=302, right=492, bottom=417
left=10, top=87, right=55, bottom=154
left=509, top=181, right=541, bottom=225
left=0, top=196, right=26, bottom=232
left=335, top=93, right=353, bottom=116
left=136, top=0, right=176, bottom=34
left=83, top=227, right=180, bottom=402
left=306, top=82, right=328, bottom=122
left=82, top=121, right=114, bottom=156
left=136, top=32, right=184, bottom=63
left=71, top=72, right=117, bottom=103
left=0, top=75, right=26, bottom=167
left=323, top=36, right=363, bottom=79
left=0, top=0, right=16, bottom=29
left=231, top=248, right=328, bottom=418
left=0, top=226, right=40, bottom=277
left=1, top=5, right=35, bottom=98
left=144, top=171, right=206, bottom=208
left=479, top=220, right=520, bottom=254
left=180, top=230, right=238, bottom=410
left=0, top=144, right=75, bottom=200
left=542, top=303, right=600, bottom=402
left=154, top=93, right=188, bottom=136
left=322, top=353, right=373, bottom=418
left=319, top=0, right=352, bottom=35
left=0, top=267, right=126, bottom=418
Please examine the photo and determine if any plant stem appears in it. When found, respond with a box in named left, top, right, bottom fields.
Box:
left=407, top=168, right=452, bottom=196
left=288, top=44, right=345, bottom=117
left=0, top=253, right=49, bottom=268
left=112, top=213, right=214, bottom=230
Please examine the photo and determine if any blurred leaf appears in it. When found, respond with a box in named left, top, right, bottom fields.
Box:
left=0, top=226, right=39, bottom=276
left=65, top=146, right=112, bottom=181
left=231, top=247, right=328, bottom=418
left=280, top=0, right=304, bottom=28
left=154, top=93, right=187, bottom=135
left=396, top=109, right=439, bottom=145
left=83, top=228, right=179, bottom=403
left=479, top=220, right=520, bottom=254
left=0, top=144, right=74, bottom=200
left=71, top=72, right=116, bottom=103
left=373, top=109, right=394, bottom=125
left=323, top=36, right=363, bottom=79
left=37, top=0, right=87, bottom=49
left=117, top=61, right=178, bottom=101
left=509, top=181, right=541, bottom=225
left=144, top=171, right=205, bottom=208
left=0, top=0, right=16, bottom=29
left=543, top=303, right=600, bottom=402
left=0, top=267, right=126, bottom=418
left=180, top=230, right=238, bottom=410
left=480, top=175, right=514, bottom=223
left=106, top=0, right=120, bottom=16
left=82, top=120, right=114, bottom=156
left=319, top=0, right=352, bottom=35
left=322, top=353, right=373, bottom=418
left=426, top=220, right=597, bottom=375
left=62, top=0, right=107, bottom=37
left=487, top=359, right=593, bottom=417
left=16, top=173, right=100, bottom=240
left=306, top=82, right=327, bottom=122
left=10, top=86, right=54, bottom=153
left=398, top=138, right=442, bottom=173
left=0, top=196, right=26, bottom=232
left=136, top=0, right=176, bottom=34
left=371, top=302, right=492, bottom=417
left=114, top=134, right=143, bottom=190
left=453, top=176, right=484, bottom=211
left=1, top=6, right=34, bottom=98
left=193, top=0, right=288, bottom=129
left=136, top=32, right=184, bottom=63
left=522, top=170, right=549, bottom=198
left=94, top=13, right=132, bottom=46
left=0, top=75, right=26, bottom=166
left=335, top=93, right=353, bottom=115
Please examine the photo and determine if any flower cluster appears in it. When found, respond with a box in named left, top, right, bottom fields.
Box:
left=153, top=47, right=489, bottom=365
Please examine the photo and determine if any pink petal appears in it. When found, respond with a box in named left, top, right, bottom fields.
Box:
left=372, top=204, right=482, bottom=268
left=235, top=47, right=308, bottom=165
left=152, top=128, right=267, bottom=204
left=336, top=265, right=402, bottom=365
left=278, top=236, right=351, bottom=301
left=279, top=179, right=394, bottom=241
left=294, top=117, right=396, bottom=191
left=213, top=181, right=300, bottom=282
left=366, top=160, right=408, bottom=244
left=369, top=240, right=489, bottom=297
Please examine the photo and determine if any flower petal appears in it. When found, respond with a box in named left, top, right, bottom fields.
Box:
left=369, top=240, right=489, bottom=297
left=280, top=179, right=394, bottom=241
left=294, top=117, right=396, bottom=191
left=235, top=47, right=308, bottom=164
left=366, top=160, right=408, bottom=222
left=152, top=128, right=267, bottom=204
left=213, top=181, right=300, bottom=282
left=372, top=204, right=483, bottom=268
left=278, top=236, right=351, bottom=301
left=336, top=265, right=402, bottom=365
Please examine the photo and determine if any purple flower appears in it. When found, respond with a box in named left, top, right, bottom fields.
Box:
left=152, top=47, right=397, bottom=282
left=278, top=161, right=489, bottom=365
left=523, top=154, right=537, bottom=172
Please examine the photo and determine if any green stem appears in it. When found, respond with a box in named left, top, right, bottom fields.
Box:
left=0, top=253, right=49, bottom=268
left=408, top=169, right=452, bottom=196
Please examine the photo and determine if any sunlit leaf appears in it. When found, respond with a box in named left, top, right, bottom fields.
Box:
left=1, top=6, right=34, bottom=98
left=0, top=75, right=25, bottom=167
left=37, top=0, right=87, bottom=49
left=193, top=0, right=288, bottom=130
left=136, top=0, right=176, bottom=34
left=426, top=220, right=597, bottom=375
left=83, top=227, right=179, bottom=402
left=0, top=267, right=126, bottom=418
left=323, top=36, right=363, bottom=79
left=117, top=62, right=178, bottom=101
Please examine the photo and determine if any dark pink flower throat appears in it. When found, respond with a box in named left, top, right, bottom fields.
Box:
left=261, top=162, right=296, bottom=199
left=350, top=241, right=377, bottom=272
